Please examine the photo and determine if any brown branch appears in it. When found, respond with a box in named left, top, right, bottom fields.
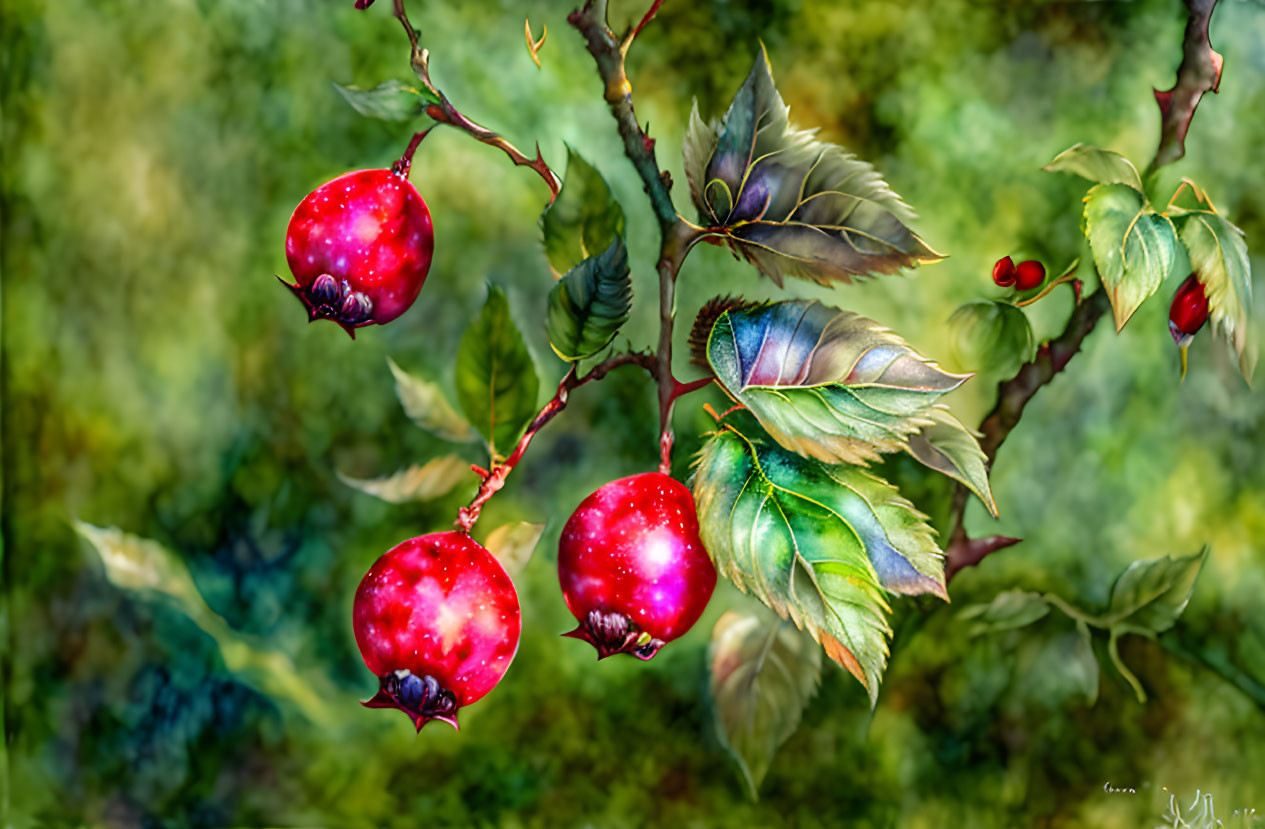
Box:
left=392, top=0, right=561, bottom=200
left=1147, top=0, right=1223, bottom=175
left=455, top=351, right=656, bottom=531
left=944, top=289, right=1112, bottom=581
left=569, top=0, right=705, bottom=473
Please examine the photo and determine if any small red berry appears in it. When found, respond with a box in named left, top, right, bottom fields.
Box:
left=1014, top=260, right=1046, bottom=291
left=1169, top=273, right=1210, bottom=346
left=281, top=168, right=433, bottom=336
left=353, top=532, right=519, bottom=731
left=354, top=0, right=374, bottom=9
left=558, top=472, right=716, bottom=660
left=992, top=256, right=1017, bottom=287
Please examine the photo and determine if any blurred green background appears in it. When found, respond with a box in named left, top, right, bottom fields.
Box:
left=4, top=0, right=1265, bottom=825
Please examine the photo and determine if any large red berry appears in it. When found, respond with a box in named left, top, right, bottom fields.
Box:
left=281, top=168, right=433, bottom=336
left=353, top=532, right=519, bottom=731
left=558, top=472, right=716, bottom=660
left=992, top=256, right=1017, bottom=287
left=1169, top=273, right=1210, bottom=345
left=1014, top=259, right=1046, bottom=291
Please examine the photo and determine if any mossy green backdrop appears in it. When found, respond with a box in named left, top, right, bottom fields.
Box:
left=4, top=0, right=1265, bottom=825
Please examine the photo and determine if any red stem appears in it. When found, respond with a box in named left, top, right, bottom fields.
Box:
left=392, top=128, right=432, bottom=178
left=624, top=0, right=665, bottom=51
left=455, top=352, right=655, bottom=531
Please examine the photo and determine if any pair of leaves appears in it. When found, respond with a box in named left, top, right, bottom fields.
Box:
left=1047, top=145, right=1254, bottom=379
left=704, top=300, right=996, bottom=515
left=683, top=49, right=939, bottom=287
left=692, top=411, right=947, bottom=705
left=961, top=547, right=1208, bottom=703
left=540, top=150, right=633, bottom=362
left=708, top=608, right=821, bottom=799
left=334, top=80, right=436, bottom=123
left=1047, top=144, right=1177, bottom=331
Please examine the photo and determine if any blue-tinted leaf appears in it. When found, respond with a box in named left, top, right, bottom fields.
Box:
left=692, top=413, right=947, bottom=704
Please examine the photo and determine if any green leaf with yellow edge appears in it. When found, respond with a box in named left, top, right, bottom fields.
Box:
left=1043, top=143, right=1144, bottom=192
left=545, top=237, right=632, bottom=362
left=455, top=285, right=540, bottom=460
left=387, top=357, right=476, bottom=443
left=904, top=406, right=997, bottom=516
left=1172, top=208, right=1254, bottom=380
left=482, top=521, right=545, bottom=577
left=682, top=48, right=940, bottom=286
left=1082, top=183, right=1177, bottom=330
left=539, top=148, right=626, bottom=278
left=337, top=456, right=470, bottom=503
left=74, top=522, right=341, bottom=724
left=706, top=300, right=971, bottom=467
left=948, top=299, right=1034, bottom=378
left=333, top=80, right=433, bottom=122
left=692, top=412, right=947, bottom=705
left=709, top=608, right=822, bottom=799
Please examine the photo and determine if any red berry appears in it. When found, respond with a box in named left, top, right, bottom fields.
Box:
left=558, top=472, right=716, bottom=660
left=282, top=168, right=433, bottom=336
left=1169, top=273, right=1210, bottom=345
left=992, top=256, right=1017, bottom=287
left=1014, top=260, right=1046, bottom=291
left=353, top=532, right=519, bottom=731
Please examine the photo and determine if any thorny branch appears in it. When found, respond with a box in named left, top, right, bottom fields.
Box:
left=569, top=0, right=708, bottom=474
left=391, top=0, right=561, bottom=200
left=455, top=351, right=656, bottom=531
left=943, top=0, right=1225, bottom=582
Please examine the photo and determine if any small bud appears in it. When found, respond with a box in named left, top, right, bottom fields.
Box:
left=340, top=292, right=374, bottom=324
left=311, top=274, right=340, bottom=305
left=354, top=0, right=375, bottom=9
left=1169, top=273, right=1210, bottom=346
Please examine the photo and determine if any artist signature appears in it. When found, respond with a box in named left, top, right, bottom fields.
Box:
left=1100, top=785, right=1260, bottom=826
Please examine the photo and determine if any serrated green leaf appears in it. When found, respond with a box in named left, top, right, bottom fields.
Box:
left=482, top=521, right=544, bottom=576
left=707, top=300, right=971, bottom=467
left=1043, top=143, right=1144, bottom=192
left=692, top=413, right=947, bottom=704
left=546, top=237, right=632, bottom=362
left=333, top=80, right=431, bottom=122
left=948, top=299, right=1035, bottom=378
left=1174, top=209, right=1254, bottom=379
left=1107, top=546, right=1207, bottom=635
left=959, top=589, right=1050, bottom=636
left=337, top=456, right=470, bottom=503
left=905, top=407, right=997, bottom=516
left=1082, top=183, right=1178, bottom=330
left=539, top=148, right=626, bottom=278
left=687, top=48, right=939, bottom=286
left=386, top=357, right=476, bottom=442
left=74, top=522, right=339, bottom=723
left=709, top=609, right=821, bottom=799
left=455, top=285, right=540, bottom=459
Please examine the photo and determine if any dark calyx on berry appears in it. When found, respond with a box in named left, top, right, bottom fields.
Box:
left=1169, top=273, right=1210, bottom=346
left=279, top=273, right=375, bottom=333
left=563, top=608, right=666, bottom=661
left=363, top=669, right=459, bottom=731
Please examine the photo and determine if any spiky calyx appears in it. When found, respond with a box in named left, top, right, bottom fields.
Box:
left=363, top=669, right=460, bottom=731
left=563, top=609, right=666, bottom=661
left=689, top=295, right=760, bottom=369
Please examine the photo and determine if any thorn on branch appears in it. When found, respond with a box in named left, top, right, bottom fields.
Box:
left=1149, top=0, right=1224, bottom=173
left=945, top=534, right=1023, bottom=583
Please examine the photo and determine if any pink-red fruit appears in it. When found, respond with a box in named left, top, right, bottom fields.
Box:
left=282, top=168, right=433, bottom=336
left=353, top=532, right=519, bottom=731
left=992, top=256, right=1017, bottom=287
left=558, top=472, right=717, bottom=660
left=1014, top=259, right=1046, bottom=291
left=1169, top=273, right=1210, bottom=346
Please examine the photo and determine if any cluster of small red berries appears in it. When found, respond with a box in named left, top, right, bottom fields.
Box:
left=282, top=169, right=717, bottom=731
left=991, top=255, right=1046, bottom=291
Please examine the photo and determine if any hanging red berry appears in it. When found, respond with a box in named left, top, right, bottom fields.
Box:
left=558, top=472, right=716, bottom=660
left=1014, top=259, right=1046, bottom=291
left=992, top=256, right=1017, bottom=287
left=1168, top=273, right=1210, bottom=346
left=353, top=532, right=519, bottom=731
left=281, top=168, right=433, bottom=336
